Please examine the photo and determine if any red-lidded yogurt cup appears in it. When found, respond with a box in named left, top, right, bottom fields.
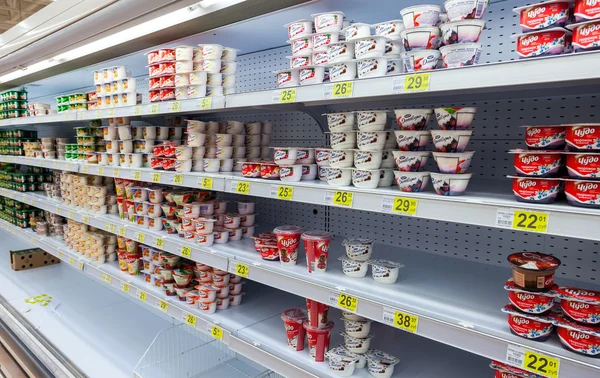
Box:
left=507, top=252, right=561, bottom=291
left=512, top=28, right=571, bottom=58
left=261, top=163, right=281, bottom=179
left=252, top=232, right=276, bottom=251
left=502, top=304, right=555, bottom=341
left=553, top=286, right=600, bottom=324
left=241, top=162, right=261, bottom=177
left=565, top=152, right=600, bottom=179
left=507, top=175, right=563, bottom=204
left=522, top=125, right=566, bottom=150
left=575, top=0, right=600, bottom=22
left=566, top=124, right=600, bottom=151
left=505, top=278, right=556, bottom=314
left=281, top=308, right=308, bottom=351
left=513, top=1, right=571, bottom=32
left=304, top=320, right=334, bottom=362
left=509, top=150, right=563, bottom=177
left=273, top=225, right=302, bottom=265
left=259, top=244, right=279, bottom=261
left=568, top=20, right=600, bottom=52
left=552, top=313, right=600, bottom=357
left=306, top=298, right=329, bottom=328
left=301, top=231, right=333, bottom=273
left=489, top=360, right=544, bottom=378
left=562, top=178, right=600, bottom=208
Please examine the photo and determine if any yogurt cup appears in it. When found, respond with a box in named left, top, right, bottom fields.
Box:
left=273, top=147, right=298, bottom=165
left=357, top=131, right=388, bottom=151
left=444, top=0, right=488, bottom=21
left=354, top=150, right=383, bottom=169
left=392, top=151, right=430, bottom=171
left=366, top=350, right=400, bottom=378
left=306, top=298, right=330, bottom=328
left=394, top=109, right=432, bottom=130
left=553, top=314, right=600, bottom=357
left=431, top=130, right=472, bottom=152
left=326, top=112, right=355, bottom=132
left=285, top=19, right=313, bottom=40
left=430, top=172, right=472, bottom=195
left=394, top=130, right=431, bottom=151
left=299, top=66, right=326, bottom=85
left=523, top=125, right=566, bottom=150
left=401, top=50, right=441, bottom=72
left=273, top=225, right=302, bottom=265
left=502, top=304, right=555, bottom=341
left=507, top=252, right=561, bottom=291
left=508, top=175, right=563, bottom=204
left=302, top=231, right=333, bottom=273
left=357, top=110, right=387, bottom=129
left=342, top=237, right=373, bottom=261
left=566, top=123, right=600, bottom=151
left=312, top=11, right=345, bottom=33
left=327, top=357, right=357, bottom=377
left=352, top=169, right=381, bottom=188
left=394, top=171, right=430, bottom=192
left=505, top=278, right=556, bottom=314
left=435, top=107, right=476, bottom=130
left=281, top=308, right=308, bottom=351
left=514, top=0, right=570, bottom=32
left=553, top=286, right=600, bottom=324
left=327, top=41, right=355, bottom=64
left=326, top=167, right=353, bottom=186
left=305, top=321, right=334, bottom=362
left=274, top=69, right=300, bottom=88
left=342, top=332, right=373, bottom=354
left=432, top=151, right=474, bottom=173
left=513, top=28, right=571, bottom=58
left=340, top=257, right=369, bottom=278
left=369, top=259, right=404, bottom=284
left=342, top=23, right=372, bottom=41
left=373, top=20, right=405, bottom=40
left=566, top=152, right=600, bottom=178
left=440, top=43, right=482, bottom=68
left=356, top=56, right=388, bottom=79
left=574, top=0, right=600, bottom=22
left=288, top=55, right=312, bottom=69
left=288, top=36, right=313, bottom=56
left=329, top=61, right=357, bottom=82
left=563, top=178, right=600, bottom=208
left=440, top=19, right=485, bottom=44
left=354, top=36, right=387, bottom=58
left=400, top=4, right=441, bottom=28
left=401, top=26, right=441, bottom=50
left=330, top=131, right=357, bottom=150
left=311, top=32, right=340, bottom=52
left=509, top=150, right=562, bottom=177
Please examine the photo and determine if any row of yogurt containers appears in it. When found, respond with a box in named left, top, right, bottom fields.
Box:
left=149, top=85, right=230, bottom=102
left=149, top=72, right=235, bottom=90
left=95, top=93, right=142, bottom=108
left=92, top=65, right=131, bottom=85
left=325, top=107, right=477, bottom=132
left=148, top=60, right=237, bottom=78
left=513, top=0, right=600, bottom=58
left=95, top=77, right=137, bottom=96
left=145, top=45, right=239, bottom=65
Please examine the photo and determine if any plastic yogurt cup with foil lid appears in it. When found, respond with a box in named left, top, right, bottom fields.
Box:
left=342, top=237, right=373, bottom=261
left=507, top=252, right=561, bottom=291
left=369, top=259, right=405, bottom=284
left=504, top=278, right=557, bottom=314
left=551, top=313, right=600, bottom=357
left=552, top=286, right=600, bottom=324
left=501, top=304, right=556, bottom=341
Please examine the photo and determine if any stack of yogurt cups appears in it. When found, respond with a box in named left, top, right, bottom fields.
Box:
left=186, top=120, right=272, bottom=173
left=392, top=107, right=477, bottom=196
left=320, top=111, right=396, bottom=188
left=400, top=1, right=487, bottom=71
left=92, top=65, right=140, bottom=108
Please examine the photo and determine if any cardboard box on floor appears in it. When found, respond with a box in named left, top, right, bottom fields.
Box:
left=10, top=248, right=60, bottom=271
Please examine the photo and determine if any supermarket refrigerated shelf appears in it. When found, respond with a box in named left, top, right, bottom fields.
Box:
left=2, top=156, right=600, bottom=241
left=2, top=189, right=600, bottom=377
left=0, top=220, right=493, bottom=378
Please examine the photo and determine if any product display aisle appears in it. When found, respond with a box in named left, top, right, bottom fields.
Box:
left=0, top=0, right=599, bottom=377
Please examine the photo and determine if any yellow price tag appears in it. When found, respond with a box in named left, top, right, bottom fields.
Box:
left=337, top=293, right=358, bottom=312
left=181, top=246, right=192, bottom=258
left=101, top=273, right=112, bottom=284
left=392, top=310, right=419, bottom=333
left=173, top=174, right=184, bottom=185
left=523, top=351, right=560, bottom=378
left=122, top=283, right=130, bottom=293
left=136, top=232, right=146, bottom=243
left=332, top=81, right=353, bottom=98
left=155, top=237, right=165, bottom=248
left=54, top=162, right=59, bottom=169
left=200, top=177, right=213, bottom=189
left=58, top=251, right=64, bottom=259
left=95, top=110, right=102, bottom=118
left=235, top=181, right=250, bottom=194
left=170, top=101, right=181, bottom=112
left=106, top=223, right=115, bottom=233
left=98, top=167, right=105, bottom=175
left=185, top=313, right=197, bottom=328
left=158, top=300, right=169, bottom=312
left=64, top=113, right=71, bottom=121
left=133, top=171, right=142, bottom=180
left=235, top=263, right=249, bottom=278
left=404, top=73, right=430, bottom=92
left=279, top=89, right=296, bottom=103
left=133, top=106, right=142, bottom=116
left=107, top=109, right=115, bottom=117
left=210, top=325, right=223, bottom=340
left=68, top=211, right=74, bottom=219
left=56, top=208, right=62, bottom=215
left=77, top=262, right=84, bottom=271
left=118, top=227, right=126, bottom=236
left=67, top=163, right=72, bottom=171
left=151, top=173, right=161, bottom=183
left=81, top=166, right=89, bottom=174
left=83, top=215, right=90, bottom=224
left=392, top=197, right=418, bottom=215
left=276, top=186, right=294, bottom=200
left=199, top=97, right=212, bottom=109
left=113, top=168, right=120, bottom=177
left=149, top=103, right=160, bottom=114
left=138, top=291, right=147, bottom=302
left=512, top=211, right=549, bottom=233
left=333, top=191, right=353, bottom=207
left=69, top=257, right=75, bottom=265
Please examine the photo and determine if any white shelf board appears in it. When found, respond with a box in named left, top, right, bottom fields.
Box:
left=3, top=189, right=600, bottom=377
left=3, top=156, right=600, bottom=241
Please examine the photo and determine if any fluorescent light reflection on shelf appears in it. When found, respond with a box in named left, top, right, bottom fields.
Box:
left=0, top=0, right=244, bottom=84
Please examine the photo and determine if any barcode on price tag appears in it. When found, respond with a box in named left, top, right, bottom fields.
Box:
left=506, top=344, right=560, bottom=378
left=507, top=345, right=524, bottom=367
left=496, top=208, right=514, bottom=228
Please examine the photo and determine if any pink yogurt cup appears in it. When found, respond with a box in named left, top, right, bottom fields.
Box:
left=304, top=320, right=334, bottom=362
left=281, top=308, right=308, bottom=351
left=306, top=298, right=330, bottom=328
left=301, top=231, right=333, bottom=273
left=273, top=225, right=302, bottom=265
